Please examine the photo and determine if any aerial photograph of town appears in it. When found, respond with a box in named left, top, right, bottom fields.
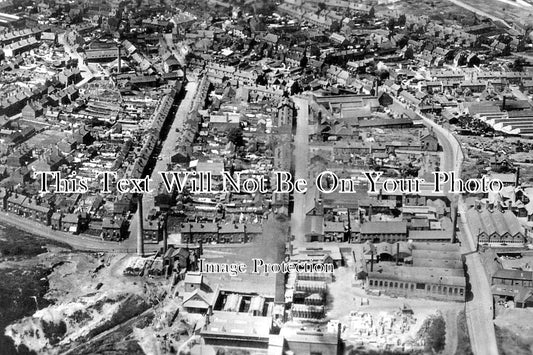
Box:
left=1, top=0, right=533, bottom=354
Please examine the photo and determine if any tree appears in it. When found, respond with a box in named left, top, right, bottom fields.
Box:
left=397, top=14, right=406, bottom=27
left=387, top=18, right=396, bottom=33
left=512, top=58, right=527, bottom=72
left=227, top=127, right=244, bottom=146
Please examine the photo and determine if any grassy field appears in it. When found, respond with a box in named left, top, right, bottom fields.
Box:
left=382, top=0, right=480, bottom=25
left=495, top=324, right=533, bottom=355
left=459, top=0, right=533, bottom=26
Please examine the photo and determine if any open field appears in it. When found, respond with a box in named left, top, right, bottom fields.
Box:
left=458, top=0, right=533, bottom=26
left=495, top=309, right=533, bottom=355
left=382, top=0, right=481, bottom=25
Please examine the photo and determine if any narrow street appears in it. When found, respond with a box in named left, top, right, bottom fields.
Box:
left=291, top=96, right=310, bottom=245
left=59, top=36, right=94, bottom=87
left=128, top=79, right=200, bottom=249
left=145, top=79, right=199, bottom=214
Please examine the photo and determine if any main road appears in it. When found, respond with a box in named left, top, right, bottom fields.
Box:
left=392, top=98, right=499, bottom=355
left=291, top=96, right=311, bottom=245
left=0, top=211, right=160, bottom=252
left=427, top=119, right=499, bottom=355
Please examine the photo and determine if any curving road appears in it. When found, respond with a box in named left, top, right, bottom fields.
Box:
left=393, top=99, right=499, bottom=355
left=0, top=212, right=159, bottom=252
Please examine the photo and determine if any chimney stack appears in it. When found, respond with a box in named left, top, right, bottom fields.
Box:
left=396, top=242, right=400, bottom=265
left=137, top=197, right=144, bottom=256
left=502, top=95, right=506, bottom=111
left=117, top=45, right=121, bottom=74
left=515, top=167, right=520, bottom=188
left=370, top=250, right=374, bottom=272
left=163, top=218, right=168, bottom=253
left=451, top=203, right=458, bottom=243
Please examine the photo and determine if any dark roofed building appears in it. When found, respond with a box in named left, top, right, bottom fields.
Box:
left=368, top=243, right=465, bottom=301
left=85, top=48, right=119, bottom=62
left=102, top=217, right=127, bottom=241
left=360, top=221, right=408, bottom=243
left=492, top=269, right=533, bottom=288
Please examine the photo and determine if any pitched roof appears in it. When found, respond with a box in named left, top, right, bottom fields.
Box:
left=466, top=208, right=523, bottom=237
left=184, top=272, right=203, bottom=284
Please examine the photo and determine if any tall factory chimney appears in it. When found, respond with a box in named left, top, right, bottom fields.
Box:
left=451, top=203, right=458, bottom=244
left=163, top=217, right=168, bottom=254
left=137, top=197, right=144, bottom=256
left=117, top=45, right=121, bottom=74
left=396, top=242, right=400, bottom=265
left=515, top=167, right=520, bottom=188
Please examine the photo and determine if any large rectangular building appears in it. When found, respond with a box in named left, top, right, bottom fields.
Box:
left=0, top=12, right=23, bottom=28
left=467, top=207, right=525, bottom=246
left=367, top=243, right=466, bottom=302
left=360, top=221, right=408, bottom=243
left=200, top=311, right=272, bottom=351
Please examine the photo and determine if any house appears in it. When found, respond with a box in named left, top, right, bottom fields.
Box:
left=40, top=32, right=56, bottom=43
left=491, top=269, right=533, bottom=309
left=22, top=198, right=52, bottom=225
left=6, top=193, right=26, bottom=214
left=420, top=131, right=439, bottom=151
left=184, top=272, right=205, bottom=292
left=143, top=219, right=162, bottom=243
left=74, top=126, right=92, bottom=145
left=0, top=188, right=8, bottom=210
left=163, top=54, right=180, bottom=73
left=180, top=222, right=218, bottom=244
left=218, top=223, right=246, bottom=243
left=62, top=213, right=80, bottom=233
left=21, top=102, right=43, bottom=120
left=58, top=68, right=81, bottom=86
left=51, top=212, right=62, bottom=230
left=3, top=37, right=39, bottom=57
left=492, top=269, right=533, bottom=288
left=277, top=98, right=296, bottom=128
left=163, top=247, right=190, bottom=272
left=102, top=217, right=127, bottom=241
left=182, top=286, right=218, bottom=314
left=57, top=138, right=77, bottom=153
